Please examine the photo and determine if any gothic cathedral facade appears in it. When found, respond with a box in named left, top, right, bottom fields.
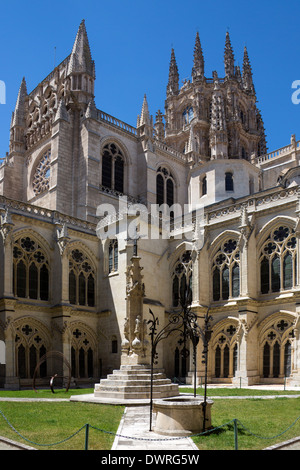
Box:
left=1, top=20, right=300, bottom=389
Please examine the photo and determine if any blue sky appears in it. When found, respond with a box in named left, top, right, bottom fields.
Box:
left=0, top=0, right=299, bottom=158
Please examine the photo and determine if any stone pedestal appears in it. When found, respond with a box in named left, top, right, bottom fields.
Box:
left=94, top=364, right=179, bottom=400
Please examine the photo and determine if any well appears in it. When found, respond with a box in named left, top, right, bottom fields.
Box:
left=153, top=396, right=213, bottom=436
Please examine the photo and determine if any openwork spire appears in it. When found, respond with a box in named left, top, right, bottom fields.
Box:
left=192, top=32, right=204, bottom=80
left=210, top=73, right=227, bottom=133
left=242, top=46, right=255, bottom=93
left=67, top=19, right=95, bottom=78
left=224, top=32, right=235, bottom=79
left=167, top=48, right=179, bottom=96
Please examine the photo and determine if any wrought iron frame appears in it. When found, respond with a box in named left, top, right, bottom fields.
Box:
left=148, top=288, right=213, bottom=432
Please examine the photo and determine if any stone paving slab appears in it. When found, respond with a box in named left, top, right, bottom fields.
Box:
left=111, top=406, right=199, bottom=451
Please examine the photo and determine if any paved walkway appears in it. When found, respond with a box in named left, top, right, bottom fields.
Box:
left=111, top=405, right=199, bottom=451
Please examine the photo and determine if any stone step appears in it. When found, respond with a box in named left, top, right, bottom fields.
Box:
left=105, top=373, right=167, bottom=381
left=102, top=379, right=172, bottom=387
left=96, top=380, right=176, bottom=390
left=93, top=390, right=178, bottom=399
left=94, top=364, right=179, bottom=400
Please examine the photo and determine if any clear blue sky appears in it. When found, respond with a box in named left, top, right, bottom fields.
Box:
left=0, top=0, right=299, bottom=157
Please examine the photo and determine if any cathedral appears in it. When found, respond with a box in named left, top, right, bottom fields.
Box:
left=1, top=19, right=300, bottom=390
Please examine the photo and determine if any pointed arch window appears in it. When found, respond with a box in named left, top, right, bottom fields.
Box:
left=101, top=143, right=125, bottom=194
left=68, top=248, right=95, bottom=307
left=259, top=226, right=297, bottom=294
left=261, top=319, right=294, bottom=379
left=213, top=324, right=238, bottom=379
left=15, top=321, right=48, bottom=380
left=108, top=239, right=118, bottom=273
left=13, top=236, right=49, bottom=301
left=172, top=251, right=193, bottom=307
left=156, top=167, right=175, bottom=207
left=70, top=326, right=96, bottom=379
left=212, top=239, right=240, bottom=302
left=225, top=172, right=234, bottom=191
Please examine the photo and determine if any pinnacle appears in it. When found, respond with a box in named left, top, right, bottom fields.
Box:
left=192, top=31, right=204, bottom=78
left=67, top=20, right=95, bottom=78
left=224, top=31, right=235, bottom=78
left=11, top=77, right=27, bottom=128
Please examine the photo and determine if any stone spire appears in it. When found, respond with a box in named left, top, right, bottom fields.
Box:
left=137, top=94, right=153, bottom=140
left=210, top=72, right=228, bottom=159
left=192, top=32, right=204, bottom=80
left=242, top=46, right=255, bottom=94
left=224, top=32, right=235, bottom=79
left=139, top=94, right=151, bottom=126
left=67, top=19, right=95, bottom=78
left=166, top=48, right=179, bottom=96
left=10, top=77, right=27, bottom=153
left=11, top=77, right=27, bottom=128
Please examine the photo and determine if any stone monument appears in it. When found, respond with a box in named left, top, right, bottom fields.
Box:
left=94, top=244, right=179, bottom=400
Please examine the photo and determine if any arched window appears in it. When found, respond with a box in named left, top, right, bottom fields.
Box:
left=213, top=323, right=238, bottom=379
left=13, top=236, right=49, bottom=301
left=15, top=320, right=48, bottom=380
left=69, top=249, right=95, bottom=307
left=212, top=239, right=240, bottom=301
left=200, top=175, right=207, bottom=197
left=260, top=318, right=294, bottom=380
left=172, top=251, right=193, bottom=307
left=156, top=167, right=175, bottom=207
left=225, top=172, right=234, bottom=191
left=101, top=143, right=125, bottom=193
left=70, top=326, right=96, bottom=379
left=109, top=239, right=118, bottom=273
left=259, top=226, right=297, bottom=294
left=182, top=106, right=194, bottom=126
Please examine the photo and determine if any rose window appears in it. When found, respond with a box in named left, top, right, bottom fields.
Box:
left=33, top=150, right=51, bottom=195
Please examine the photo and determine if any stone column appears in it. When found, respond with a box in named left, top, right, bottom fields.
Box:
left=122, top=255, right=150, bottom=365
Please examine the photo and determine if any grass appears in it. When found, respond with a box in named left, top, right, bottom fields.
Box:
left=191, top=397, right=300, bottom=450
left=1, top=388, right=300, bottom=450
left=180, top=386, right=300, bottom=396
left=0, top=400, right=124, bottom=450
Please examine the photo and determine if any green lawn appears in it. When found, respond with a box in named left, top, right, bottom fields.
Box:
left=0, top=400, right=124, bottom=450
left=191, top=397, right=300, bottom=450
left=1, top=388, right=300, bottom=450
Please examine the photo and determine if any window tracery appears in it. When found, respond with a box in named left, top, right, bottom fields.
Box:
left=70, top=325, right=95, bottom=378
left=260, top=226, right=297, bottom=294
left=101, top=143, right=124, bottom=193
left=156, top=166, right=175, bottom=207
left=69, top=248, right=95, bottom=307
left=172, top=251, right=193, bottom=307
left=212, top=239, right=240, bottom=301
left=15, top=320, right=48, bottom=379
left=32, top=149, right=51, bottom=195
left=13, top=236, right=49, bottom=301
left=260, top=317, right=294, bottom=379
